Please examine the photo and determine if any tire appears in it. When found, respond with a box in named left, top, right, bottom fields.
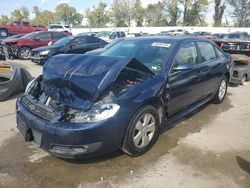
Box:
left=212, top=75, right=228, bottom=104
left=241, top=74, right=247, bottom=85
left=122, top=105, right=160, bottom=156
left=0, top=29, right=8, bottom=37
left=17, top=47, right=31, bottom=60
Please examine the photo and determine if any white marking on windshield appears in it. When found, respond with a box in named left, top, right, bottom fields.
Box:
left=152, top=42, right=171, bottom=48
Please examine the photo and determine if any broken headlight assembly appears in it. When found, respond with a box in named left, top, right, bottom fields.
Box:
left=39, top=50, right=50, bottom=56
left=68, top=103, right=120, bottom=123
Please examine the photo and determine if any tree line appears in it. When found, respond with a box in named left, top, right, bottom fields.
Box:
left=0, top=0, right=249, bottom=27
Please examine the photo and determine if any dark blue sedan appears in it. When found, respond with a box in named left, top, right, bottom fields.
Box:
left=16, top=37, right=232, bottom=158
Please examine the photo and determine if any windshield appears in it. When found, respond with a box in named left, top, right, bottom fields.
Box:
left=21, top=32, right=39, bottom=39
left=7, top=34, right=24, bottom=39
left=102, top=39, right=174, bottom=74
left=53, top=36, right=73, bottom=47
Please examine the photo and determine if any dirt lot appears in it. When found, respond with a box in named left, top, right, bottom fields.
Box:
left=0, top=60, right=250, bottom=188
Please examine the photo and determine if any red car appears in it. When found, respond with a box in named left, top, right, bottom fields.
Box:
left=2, top=31, right=71, bottom=60
left=0, top=21, right=47, bottom=37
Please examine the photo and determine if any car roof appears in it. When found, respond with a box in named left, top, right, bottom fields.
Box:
left=121, top=36, right=212, bottom=43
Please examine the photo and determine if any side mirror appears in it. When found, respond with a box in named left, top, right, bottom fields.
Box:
left=172, top=62, right=193, bottom=72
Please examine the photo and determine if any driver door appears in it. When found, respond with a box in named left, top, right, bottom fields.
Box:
left=167, top=42, right=204, bottom=116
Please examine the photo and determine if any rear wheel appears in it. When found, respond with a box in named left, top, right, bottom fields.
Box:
left=212, top=75, right=228, bottom=104
left=17, top=47, right=31, bottom=60
left=122, top=105, right=159, bottom=156
left=0, top=29, right=8, bottom=37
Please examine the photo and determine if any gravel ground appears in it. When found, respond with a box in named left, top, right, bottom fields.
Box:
left=0, top=59, right=249, bottom=188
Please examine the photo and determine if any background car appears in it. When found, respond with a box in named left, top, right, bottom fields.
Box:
left=0, top=21, right=47, bottom=37
left=0, top=34, right=25, bottom=60
left=48, top=24, right=71, bottom=33
left=191, top=31, right=211, bottom=36
left=165, top=29, right=190, bottom=36
left=95, top=31, right=111, bottom=42
left=85, top=38, right=124, bottom=55
left=17, top=37, right=231, bottom=159
left=213, top=32, right=250, bottom=56
left=31, top=35, right=108, bottom=64
left=108, top=31, right=126, bottom=41
left=2, top=31, right=70, bottom=60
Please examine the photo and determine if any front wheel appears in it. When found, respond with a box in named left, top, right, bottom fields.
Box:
left=212, top=76, right=228, bottom=104
left=17, top=47, right=31, bottom=60
left=122, top=105, right=159, bottom=156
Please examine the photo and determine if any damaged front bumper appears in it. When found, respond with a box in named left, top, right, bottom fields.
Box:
left=2, top=45, right=17, bottom=59
left=30, top=52, right=47, bottom=64
left=16, top=95, right=126, bottom=159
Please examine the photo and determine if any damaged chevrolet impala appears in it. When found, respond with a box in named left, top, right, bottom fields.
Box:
left=16, top=37, right=231, bottom=158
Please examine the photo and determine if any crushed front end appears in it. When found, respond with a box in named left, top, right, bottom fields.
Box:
left=16, top=54, right=154, bottom=158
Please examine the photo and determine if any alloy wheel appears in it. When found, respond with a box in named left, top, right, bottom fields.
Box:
left=133, top=113, right=156, bottom=149
left=219, top=79, right=226, bottom=100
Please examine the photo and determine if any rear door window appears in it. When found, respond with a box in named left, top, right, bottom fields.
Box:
left=197, top=42, right=216, bottom=63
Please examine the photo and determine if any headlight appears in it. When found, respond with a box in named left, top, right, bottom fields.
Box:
left=69, top=103, right=120, bottom=123
left=39, top=50, right=50, bottom=56
left=25, top=79, right=35, bottom=94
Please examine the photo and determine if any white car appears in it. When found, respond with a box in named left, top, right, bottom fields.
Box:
left=48, top=24, right=71, bottom=32
left=166, top=29, right=189, bottom=36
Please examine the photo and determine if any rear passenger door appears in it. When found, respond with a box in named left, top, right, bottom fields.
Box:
left=167, top=42, right=205, bottom=116
left=196, top=42, right=223, bottom=96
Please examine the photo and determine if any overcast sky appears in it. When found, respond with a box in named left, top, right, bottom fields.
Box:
left=0, top=0, right=229, bottom=24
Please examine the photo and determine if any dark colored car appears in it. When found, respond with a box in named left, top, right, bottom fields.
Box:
left=0, top=34, right=25, bottom=60
left=2, top=31, right=70, bottom=60
left=85, top=38, right=123, bottom=55
left=31, top=35, right=108, bottom=64
left=16, top=37, right=231, bottom=159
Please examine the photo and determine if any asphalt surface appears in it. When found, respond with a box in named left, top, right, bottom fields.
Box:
left=0, top=59, right=250, bottom=188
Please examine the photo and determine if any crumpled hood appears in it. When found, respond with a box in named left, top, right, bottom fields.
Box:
left=42, top=54, right=153, bottom=109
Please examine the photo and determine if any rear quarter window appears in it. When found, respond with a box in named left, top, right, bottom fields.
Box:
left=197, top=42, right=216, bottom=63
